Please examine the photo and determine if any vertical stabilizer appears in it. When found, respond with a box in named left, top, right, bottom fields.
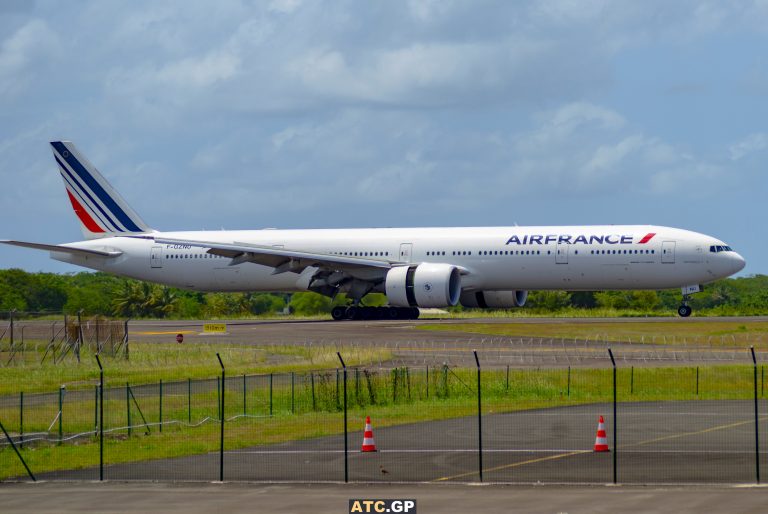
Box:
left=50, top=141, right=152, bottom=239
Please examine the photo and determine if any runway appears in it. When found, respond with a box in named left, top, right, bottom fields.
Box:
left=42, top=400, right=767, bottom=484
left=3, top=482, right=768, bottom=514
left=125, top=317, right=768, bottom=368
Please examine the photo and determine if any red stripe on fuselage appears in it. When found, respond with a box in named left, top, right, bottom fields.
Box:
left=638, top=233, right=656, bottom=244
left=66, top=190, right=105, bottom=233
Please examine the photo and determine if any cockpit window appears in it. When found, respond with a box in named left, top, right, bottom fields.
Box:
left=710, top=245, right=734, bottom=253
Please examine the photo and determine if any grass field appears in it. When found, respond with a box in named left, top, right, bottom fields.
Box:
left=3, top=319, right=767, bottom=480
left=418, top=320, right=768, bottom=346
left=2, top=363, right=765, bottom=479
left=0, top=342, right=392, bottom=396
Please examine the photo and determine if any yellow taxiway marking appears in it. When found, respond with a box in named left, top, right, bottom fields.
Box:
left=134, top=330, right=197, bottom=335
left=431, top=415, right=768, bottom=482
left=432, top=450, right=590, bottom=482
left=620, top=416, right=768, bottom=449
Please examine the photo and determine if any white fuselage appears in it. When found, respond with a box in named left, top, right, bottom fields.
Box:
left=52, top=225, right=745, bottom=293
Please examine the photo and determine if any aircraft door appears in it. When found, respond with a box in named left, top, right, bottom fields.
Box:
left=555, top=243, right=568, bottom=264
left=399, top=243, right=413, bottom=263
left=150, top=245, right=163, bottom=268
left=662, top=241, right=676, bottom=263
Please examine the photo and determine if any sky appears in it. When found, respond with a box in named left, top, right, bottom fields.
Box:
left=0, top=0, right=766, bottom=275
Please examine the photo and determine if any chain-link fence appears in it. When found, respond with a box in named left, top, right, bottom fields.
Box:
left=1, top=349, right=767, bottom=484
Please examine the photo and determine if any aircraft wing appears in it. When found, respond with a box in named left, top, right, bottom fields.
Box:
left=0, top=240, right=123, bottom=258
left=152, top=236, right=396, bottom=276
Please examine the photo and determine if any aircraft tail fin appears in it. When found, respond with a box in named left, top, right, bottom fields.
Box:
left=50, top=141, right=153, bottom=240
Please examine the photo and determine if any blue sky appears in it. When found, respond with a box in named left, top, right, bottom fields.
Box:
left=0, top=1, right=766, bottom=275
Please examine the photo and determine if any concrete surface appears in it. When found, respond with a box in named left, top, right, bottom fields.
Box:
left=2, top=482, right=768, bottom=514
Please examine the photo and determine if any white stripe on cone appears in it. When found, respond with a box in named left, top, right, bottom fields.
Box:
left=594, top=415, right=609, bottom=452
left=362, top=415, right=377, bottom=452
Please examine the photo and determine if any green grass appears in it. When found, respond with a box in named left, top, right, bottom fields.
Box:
left=0, top=342, right=391, bottom=396
left=418, top=320, right=768, bottom=347
left=2, top=364, right=763, bottom=480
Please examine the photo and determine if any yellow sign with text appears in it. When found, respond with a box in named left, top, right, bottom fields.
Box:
left=203, top=323, right=227, bottom=334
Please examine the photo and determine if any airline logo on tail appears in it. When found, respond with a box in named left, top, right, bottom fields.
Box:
left=51, top=141, right=151, bottom=238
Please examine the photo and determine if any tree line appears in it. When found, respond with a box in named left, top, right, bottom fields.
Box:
left=0, top=268, right=766, bottom=318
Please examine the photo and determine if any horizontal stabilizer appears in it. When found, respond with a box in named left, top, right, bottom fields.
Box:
left=0, top=240, right=122, bottom=258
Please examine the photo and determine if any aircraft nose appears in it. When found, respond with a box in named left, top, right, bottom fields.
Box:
left=731, top=252, right=746, bottom=273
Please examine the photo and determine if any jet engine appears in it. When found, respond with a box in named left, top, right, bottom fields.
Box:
left=459, top=290, right=528, bottom=308
left=385, top=263, right=461, bottom=308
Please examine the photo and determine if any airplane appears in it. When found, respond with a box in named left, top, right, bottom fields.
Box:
left=1, top=141, right=746, bottom=320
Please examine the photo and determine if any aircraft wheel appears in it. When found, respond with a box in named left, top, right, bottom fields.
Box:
left=677, top=305, right=692, bottom=317
left=409, top=307, right=420, bottom=320
left=387, top=307, right=400, bottom=320
left=345, top=306, right=359, bottom=320
left=331, top=306, right=347, bottom=321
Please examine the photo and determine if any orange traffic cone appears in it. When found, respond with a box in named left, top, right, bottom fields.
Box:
left=361, top=416, right=377, bottom=452
left=594, top=415, right=610, bottom=452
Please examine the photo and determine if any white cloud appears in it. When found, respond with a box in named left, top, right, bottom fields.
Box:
left=582, top=135, right=647, bottom=179
left=157, top=51, right=240, bottom=87
left=729, top=132, right=768, bottom=160
left=269, top=0, right=303, bottom=14
left=0, top=19, right=57, bottom=95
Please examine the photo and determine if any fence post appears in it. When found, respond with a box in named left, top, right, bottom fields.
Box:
left=751, top=347, right=760, bottom=483
left=0, top=418, right=35, bottom=481
left=311, top=372, right=316, bottom=411
left=291, top=372, right=295, bottom=414
left=96, top=354, right=104, bottom=481
left=126, top=382, right=131, bottom=437
left=188, top=378, right=191, bottom=424
left=94, top=386, right=98, bottom=431
left=269, top=373, right=273, bottom=416
left=426, top=365, right=429, bottom=399
left=696, top=367, right=699, bottom=397
left=19, top=391, right=23, bottom=448
left=506, top=365, right=510, bottom=393
left=124, top=319, right=130, bottom=361
left=443, top=364, right=449, bottom=398
left=337, top=352, right=348, bottom=483
left=406, top=367, right=411, bottom=401
left=608, top=348, right=617, bottom=485
left=567, top=366, right=571, bottom=397
left=217, top=376, right=221, bottom=421
left=243, top=374, right=247, bottom=417
left=336, top=369, right=340, bottom=411
left=76, top=310, right=83, bottom=363
left=355, top=368, right=360, bottom=405
left=392, top=368, right=398, bottom=404
left=630, top=366, right=634, bottom=395
left=159, top=379, right=163, bottom=433
left=473, top=350, right=482, bottom=482
left=216, top=353, right=225, bottom=482
left=59, top=385, right=65, bottom=445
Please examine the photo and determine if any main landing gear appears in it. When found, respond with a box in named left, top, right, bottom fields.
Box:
left=330, top=305, right=420, bottom=321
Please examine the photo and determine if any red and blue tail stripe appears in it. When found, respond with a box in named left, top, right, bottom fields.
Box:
left=51, top=141, right=151, bottom=238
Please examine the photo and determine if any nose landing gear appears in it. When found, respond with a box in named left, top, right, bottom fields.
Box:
left=677, top=285, right=701, bottom=318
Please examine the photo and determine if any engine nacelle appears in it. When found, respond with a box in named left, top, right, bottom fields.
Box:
left=460, top=290, right=528, bottom=309
left=385, top=263, right=462, bottom=308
